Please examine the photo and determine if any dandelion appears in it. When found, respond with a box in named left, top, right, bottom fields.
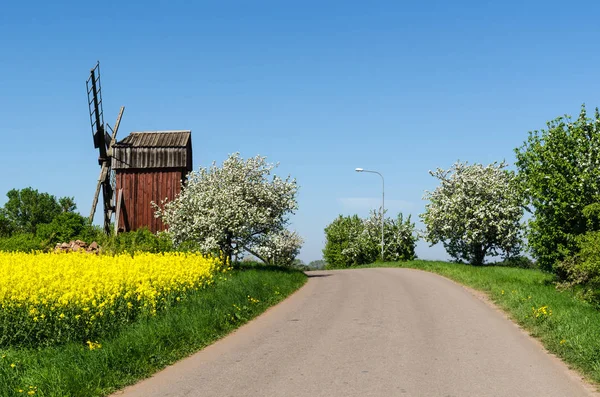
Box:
left=86, top=341, right=102, bottom=350
left=532, top=305, right=552, bottom=319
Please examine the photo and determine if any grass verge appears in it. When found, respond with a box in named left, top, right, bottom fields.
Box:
left=360, top=260, right=600, bottom=386
left=0, top=264, right=306, bottom=397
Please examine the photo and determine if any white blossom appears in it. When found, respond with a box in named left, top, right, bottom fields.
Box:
left=154, top=153, right=301, bottom=265
left=420, top=161, right=524, bottom=265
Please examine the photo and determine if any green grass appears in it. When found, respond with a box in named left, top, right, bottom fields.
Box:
left=361, top=260, right=600, bottom=385
left=0, top=264, right=306, bottom=397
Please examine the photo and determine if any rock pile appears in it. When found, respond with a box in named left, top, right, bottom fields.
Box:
left=54, top=240, right=100, bottom=254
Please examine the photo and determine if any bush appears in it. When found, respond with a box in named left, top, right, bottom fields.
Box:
left=556, top=231, right=600, bottom=307
left=0, top=233, right=44, bottom=252
left=99, top=228, right=174, bottom=254
left=493, top=256, right=537, bottom=269
left=36, top=212, right=102, bottom=246
left=583, top=203, right=600, bottom=232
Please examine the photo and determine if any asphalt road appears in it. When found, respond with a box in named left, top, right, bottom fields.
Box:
left=113, top=268, right=598, bottom=397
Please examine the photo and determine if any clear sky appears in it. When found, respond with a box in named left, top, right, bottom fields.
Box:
left=1, top=0, right=599, bottom=262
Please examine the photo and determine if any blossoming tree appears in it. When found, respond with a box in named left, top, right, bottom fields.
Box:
left=420, top=161, right=523, bottom=265
left=155, top=153, right=301, bottom=265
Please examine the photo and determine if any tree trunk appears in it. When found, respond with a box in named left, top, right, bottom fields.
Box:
left=471, top=244, right=486, bottom=266
left=223, top=232, right=233, bottom=265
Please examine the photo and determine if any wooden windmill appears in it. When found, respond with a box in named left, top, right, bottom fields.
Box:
left=86, top=61, right=125, bottom=234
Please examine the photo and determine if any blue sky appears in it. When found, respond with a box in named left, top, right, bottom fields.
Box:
left=1, top=0, right=599, bottom=262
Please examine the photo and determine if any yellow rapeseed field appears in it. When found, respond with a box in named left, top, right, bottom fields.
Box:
left=0, top=251, right=225, bottom=347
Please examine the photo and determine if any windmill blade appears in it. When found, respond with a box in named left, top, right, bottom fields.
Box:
left=86, top=61, right=126, bottom=235
left=89, top=165, right=109, bottom=222
left=112, top=107, right=124, bottom=140
left=106, top=107, right=124, bottom=154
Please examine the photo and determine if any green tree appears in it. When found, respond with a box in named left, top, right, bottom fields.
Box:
left=0, top=210, right=12, bottom=237
left=3, top=188, right=63, bottom=234
left=515, top=105, right=600, bottom=274
left=36, top=212, right=99, bottom=246
left=421, top=161, right=524, bottom=266
left=323, top=215, right=364, bottom=268
left=58, top=197, right=77, bottom=213
left=308, top=259, right=326, bottom=269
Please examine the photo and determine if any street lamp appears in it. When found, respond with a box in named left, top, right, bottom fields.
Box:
left=355, top=168, right=385, bottom=261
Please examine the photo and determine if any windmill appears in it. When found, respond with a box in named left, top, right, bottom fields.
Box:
left=86, top=61, right=125, bottom=235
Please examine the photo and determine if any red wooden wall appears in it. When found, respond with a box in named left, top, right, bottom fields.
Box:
left=116, top=168, right=186, bottom=233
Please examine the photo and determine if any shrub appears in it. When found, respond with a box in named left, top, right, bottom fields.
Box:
left=99, top=228, right=174, bottom=254
left=556, top=231, right=600, bottom=307
left=493, top=256, right=537, bottom=269
left=0, top=233, right=44, bottom=252
left=36, top=212, right=102, bottom=246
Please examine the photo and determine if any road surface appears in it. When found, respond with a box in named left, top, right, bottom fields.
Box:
left=113, top=268, right=598, bottom=397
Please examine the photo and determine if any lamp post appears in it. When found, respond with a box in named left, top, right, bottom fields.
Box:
left=355, top=168, right=384, bottom=261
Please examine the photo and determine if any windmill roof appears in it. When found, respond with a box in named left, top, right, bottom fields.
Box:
left=114, top=131, right=191, bottom=148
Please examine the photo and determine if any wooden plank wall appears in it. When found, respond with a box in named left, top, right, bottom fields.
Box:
left=116, top=168, right=185, bottom=233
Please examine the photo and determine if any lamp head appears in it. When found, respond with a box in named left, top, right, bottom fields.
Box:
left=355, top=168, right=364, bottom=172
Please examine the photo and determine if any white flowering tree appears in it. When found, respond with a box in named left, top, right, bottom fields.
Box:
left=155, top=153, right=301, bottom=264
left=420, top=161, right=524, bottom=266
left=253, top=229, right=304, bottom=266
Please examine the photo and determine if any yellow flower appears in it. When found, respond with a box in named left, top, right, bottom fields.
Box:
left=560, top=339, right=566, bottom=344
left=10, top=363, right=16, bottom=368
left=86, top=341, right=102, bottom=350
left=0, top=252, right=226, bottom=346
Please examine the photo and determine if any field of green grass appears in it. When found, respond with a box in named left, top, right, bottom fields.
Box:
left=0, top=264, right=306, bottom=397
left=361, top=260, right=600, bottom=385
